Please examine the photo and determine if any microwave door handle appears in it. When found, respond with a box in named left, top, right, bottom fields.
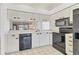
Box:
left=64, top=21, right=66, bottom=25
left=55, top=22, right=57, bottom=26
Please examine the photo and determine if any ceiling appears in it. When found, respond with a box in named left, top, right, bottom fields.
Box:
left=7, top=3, right=75, bottom=15
left=22, top=3, right=63, bottom=11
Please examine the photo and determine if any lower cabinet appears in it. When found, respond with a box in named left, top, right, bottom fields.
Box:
left=6, top=32, right=51, bottom=53
left=32, top=33, right=40, bottom=48
left=65, top=33, right=73, bottom=55
left=32, top=32, right=50, bottom=48
left=6, top=33, right=19, bottom=53
left=39, top=32, right=49, bottom=46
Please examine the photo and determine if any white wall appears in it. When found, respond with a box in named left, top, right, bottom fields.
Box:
left=50, top=3, right=79, bottom=32
left=0, top=4, right=10, bottom=55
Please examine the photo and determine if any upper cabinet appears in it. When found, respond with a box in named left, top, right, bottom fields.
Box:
left=10, top=18, right=36, bottom=31
left=8, top=9, right=50, bottom=31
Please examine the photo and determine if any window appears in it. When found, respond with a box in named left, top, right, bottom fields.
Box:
left=42, top=21, right=50, bottom=30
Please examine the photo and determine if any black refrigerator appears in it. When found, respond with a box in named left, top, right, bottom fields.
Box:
left=73, top=8, right=79, bottom=55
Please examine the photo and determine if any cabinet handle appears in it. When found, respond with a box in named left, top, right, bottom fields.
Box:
left=16, top=38, right=18, bottom=39
left=69, top=36, right=72, bottom=38
left=69, top=44, right=72, bottom=46
left=37, top=33, right=39, bottom=35
left=12, top=34, right=15, bottom=37
left=46, top=32, right=49, bottom=34
left=69, top=40, right=72, bottom=42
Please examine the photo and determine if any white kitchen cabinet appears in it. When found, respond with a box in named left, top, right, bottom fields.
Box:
left=32, top=32, right=50, bottom=48
left=49, top=32, right=52, bottom=45
left=65, top=33, right=73, bottom=55
left=6, top=32, right=19, bottom=53
left=40, top=32, right=49, bottom=46
left=32, top=33, right=40, bottom=48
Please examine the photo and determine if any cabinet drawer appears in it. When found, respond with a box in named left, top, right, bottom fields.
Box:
left=68, top=42, right=73, bottom=50
left=68, top=44, right=73, bottom=47
left=68, top=50, right=73, bottom=53
left=66, top=34, right=73, bottom=39
left=66, top=47, right=73, bottom=55
left=8, top=34, right=19, bottom=39
left=68, top=40, right=73, bottom=42
left=67, top=44, right=73, bottom=52
left=67, top=41, right=73, bottom=46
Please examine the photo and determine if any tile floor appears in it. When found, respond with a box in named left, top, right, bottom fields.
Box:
left=9, top=46, right=63, bottom=55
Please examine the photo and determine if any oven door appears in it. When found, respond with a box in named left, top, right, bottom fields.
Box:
left=53, top=32, right=66, bottom=54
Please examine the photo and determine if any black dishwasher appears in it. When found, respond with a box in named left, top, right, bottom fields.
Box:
left=19, top=33, right=32, bottom=51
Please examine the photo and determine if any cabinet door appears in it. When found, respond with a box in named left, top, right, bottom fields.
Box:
left=65, top=34, right=73, bottom=55
left=7, top=33, right=19, bottom=53
left=32, top=33, right=40, bottom=48
left=53, top=32, right=61, bottom=43
left=40, top=32, right=49, bottom=46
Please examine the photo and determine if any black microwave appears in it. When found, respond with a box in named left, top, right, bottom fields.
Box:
left=55, top=17, right=70, bottom=27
